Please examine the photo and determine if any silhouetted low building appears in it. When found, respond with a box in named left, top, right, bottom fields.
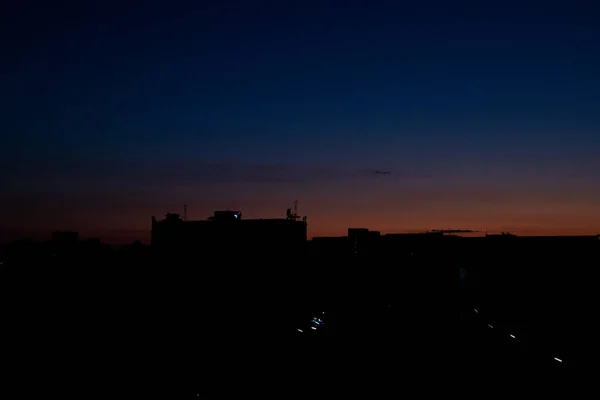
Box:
left=348, top=228, right=380, bottom=256
left=151, top=209, right=307, bottom=258
left=310, top=229, right=450, bottom=259
left=309, top=236, right=350, bottom=257
left=52, top=231, right=79, bottom=244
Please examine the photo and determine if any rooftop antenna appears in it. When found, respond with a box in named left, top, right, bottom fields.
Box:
left=184, top=204, right=187, bottom=221
left=288, top=200, right=301, bottom=221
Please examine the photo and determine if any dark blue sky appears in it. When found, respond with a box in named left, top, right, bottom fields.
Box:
left=2, top=0, right=600, bottom=242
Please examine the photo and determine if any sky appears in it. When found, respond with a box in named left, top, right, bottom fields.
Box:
left=2, top=0, right=600, bottom=243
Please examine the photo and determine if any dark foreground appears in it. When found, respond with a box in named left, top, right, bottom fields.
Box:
left=1, top=242, right=589, bottom=395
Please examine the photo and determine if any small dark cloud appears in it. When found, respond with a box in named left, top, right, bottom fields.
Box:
left=357, top=169, right=392, bottom=175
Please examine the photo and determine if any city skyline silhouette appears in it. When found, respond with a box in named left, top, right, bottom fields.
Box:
left=2, top=200, right=600, bottom=245
left=2, top=1, right=599, bottom=383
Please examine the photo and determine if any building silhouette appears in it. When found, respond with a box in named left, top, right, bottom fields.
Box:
left=52, top=231, right=79, bottom=244
left=151, top=208, right=307, bottom=258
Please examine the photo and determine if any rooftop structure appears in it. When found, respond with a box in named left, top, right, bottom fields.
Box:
left=151, top=203, right=308, bottom=257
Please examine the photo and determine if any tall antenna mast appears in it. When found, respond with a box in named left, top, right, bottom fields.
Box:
left=184, top=204, right=187, bottom=221
left=287, top=200, right=301, bottom=221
